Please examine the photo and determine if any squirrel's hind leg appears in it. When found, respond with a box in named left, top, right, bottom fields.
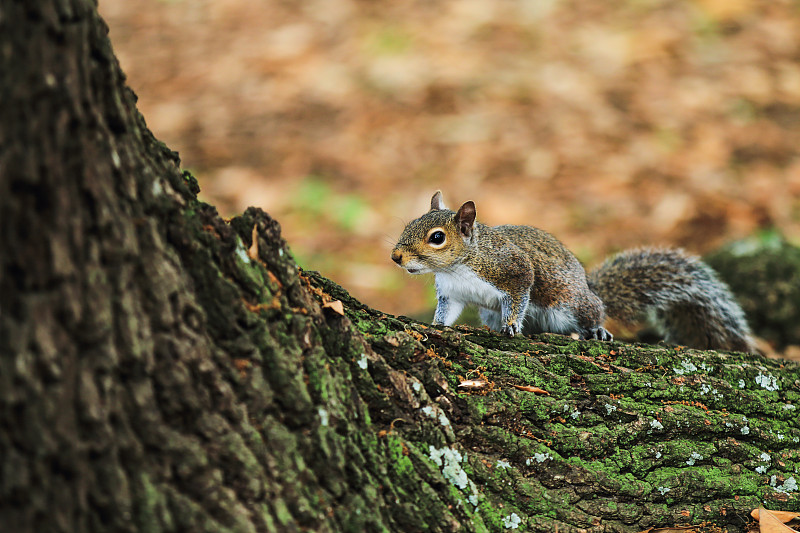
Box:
left=583, top=326, right=613, bottom=342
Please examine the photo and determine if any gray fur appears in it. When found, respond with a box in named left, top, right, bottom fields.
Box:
left=588, top=248, right=754, bottom=352
left=393, top=194, right=754, bottom=352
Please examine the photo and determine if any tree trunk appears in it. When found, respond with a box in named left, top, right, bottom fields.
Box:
left=1, top=1, right=798, bottom=532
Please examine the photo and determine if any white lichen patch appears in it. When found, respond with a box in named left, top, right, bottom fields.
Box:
left=605, top=403, right=617, bottom=415
left=755, top=372, right=779, bottom=391
left=235, top=238, right=251, bottom=264
left=421, top=406, right=436, bottom=418
left=673, top=359, right=697, bottom=375
left=741, top=426, right=750, bottom=435
left=686, top=452, right=703, bottom=466
left=655, top=451, right=662, bottom=459
left=152, top=179, right=163, bottom=196
left=318, top=408, right=329, bottom=427
left=699, top=362, right=713, bottom=372
left=357, top=353, right=368, bottom=370
left=756, top=466, right=768, bottom=474
left=657, top=486, right=671, bottom=495
left=760, top=452, right=772, bottom=463
left=438, top=413, right=451, bottom=427
left=783, top=404, right=796, bottom=410
left=771, top=476, right=798, bottom=494
left=526, top=452, right=553, bottom=466
left=570, top=410, right=580, bottom=419
left=534, top=452, right=552, bottom=464
left=699, top=383, right=723, bottom=400
left=429, top=446, right=470, bottom=490
left=503, top=513, right=522, bottom=529
left=496, top=459, right=512, bottom=469
left=412, top=381, right=422, bottom=393
left=738, top=379, right=746, bottom=389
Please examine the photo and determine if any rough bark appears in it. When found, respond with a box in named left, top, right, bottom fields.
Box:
left=1, top=1, right=798, bottom=533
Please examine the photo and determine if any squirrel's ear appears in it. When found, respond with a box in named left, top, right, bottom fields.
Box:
left=456, top=201, right=476, bottom=238
left=430, top=190, right=446, bottom=211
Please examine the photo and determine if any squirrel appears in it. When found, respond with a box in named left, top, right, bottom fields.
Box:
left=391, top=191, right=755, bottom=353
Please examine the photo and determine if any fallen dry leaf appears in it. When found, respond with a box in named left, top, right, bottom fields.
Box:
left=242, top=296, right=281, bottom=313
left=751, top=509, right=800, bottom=523
left=247, top=225, right=258, bottom=260
left=322, top=300, right=344, bottom=315
left=266, top=269, right=282, bottom=288
left=233, top=358, right=251, bottom=370
left=511, top=384, right=550, bottom=395
left=232, top=358, right=252, bottom=378
left=752, top=508, right=800, bottom=532
left=458, top=379, right=488, bottom=390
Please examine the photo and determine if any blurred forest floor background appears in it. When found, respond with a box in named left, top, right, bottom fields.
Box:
left=100, top=0, right=800, bottom=324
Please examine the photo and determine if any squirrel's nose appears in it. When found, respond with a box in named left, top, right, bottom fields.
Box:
left=391, top=250, right=403, bottom=265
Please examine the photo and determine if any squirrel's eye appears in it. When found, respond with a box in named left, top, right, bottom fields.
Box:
left=428, top=231, right=445, bottom=245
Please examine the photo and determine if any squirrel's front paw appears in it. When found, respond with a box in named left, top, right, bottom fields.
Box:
left=501, top=323, right=521, bottom=336
left=587, top=327, right=613, bottom=342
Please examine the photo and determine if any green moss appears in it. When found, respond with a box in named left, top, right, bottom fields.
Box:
left=133, top=472, right=167, bottom=532
left=385, top=434, right=416, bottom=478
left=288, top=270, right=800, bottom=531
left=303, top=346, right=332, bottom=404
left=475, top=496, right=513, bottom=531
left=271, top=497, right=293, bottom=528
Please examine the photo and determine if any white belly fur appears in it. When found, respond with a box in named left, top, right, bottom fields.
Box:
left=436, top=265, right=580, bottom=335
left=435, top=265, right=504, bottom=310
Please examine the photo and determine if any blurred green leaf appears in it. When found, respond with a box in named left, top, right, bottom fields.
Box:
left=294, top=176, right=333, bottom=215
left=293, top=176, right=368, bottom=231
left=336, top=195, right=368, bottom=231
left=366, top=25, right=414, bottom=56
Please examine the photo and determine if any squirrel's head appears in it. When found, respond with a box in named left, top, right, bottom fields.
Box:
left=391, top=191, right=477, bottom=274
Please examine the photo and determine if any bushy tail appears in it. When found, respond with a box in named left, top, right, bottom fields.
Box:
left=587, top=248, right=755, bottom=352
